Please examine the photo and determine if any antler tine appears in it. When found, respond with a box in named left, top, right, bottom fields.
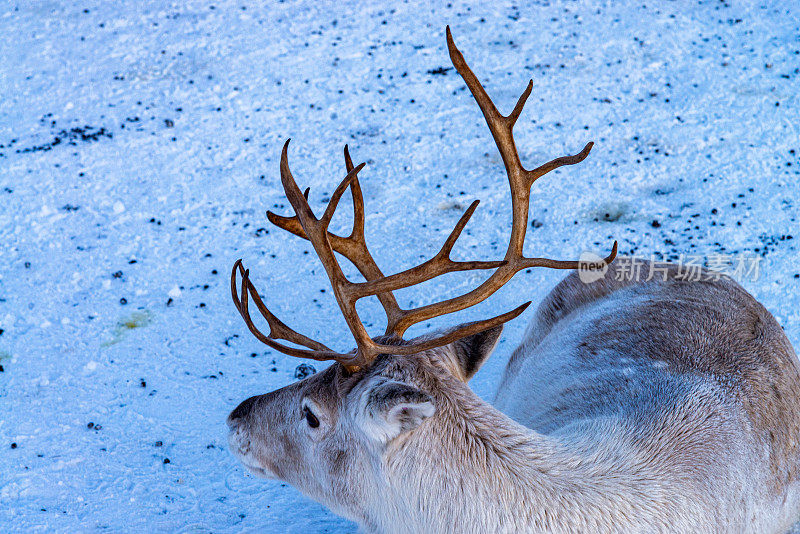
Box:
left=319, top=162, right=365, bottom=228
left=379, top=300, right=531, bottom=355
left=508, top=80, right=533, bottom=126
left=341, top=145, right=405, bottom=332
left=342, top=145, right=365, bottom=238
left=230, top=260, right=360, bottom=363
left=341, top=202, right=508, bottom=297
left=527, top=141, right=594, bottom=184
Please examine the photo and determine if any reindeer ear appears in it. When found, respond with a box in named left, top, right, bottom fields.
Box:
left=446, top=324, right=503, bottom=381
left=361, top=380, right=436, bottom=443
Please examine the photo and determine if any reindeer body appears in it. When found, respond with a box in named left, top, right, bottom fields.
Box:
left=489, top=259, right=800, bottom=533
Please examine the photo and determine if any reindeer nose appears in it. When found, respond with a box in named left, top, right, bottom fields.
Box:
left=228, top=395, right=258, bottom=427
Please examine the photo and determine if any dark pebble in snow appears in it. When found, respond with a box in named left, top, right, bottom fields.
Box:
left=651, top=220, right=661, bottom=228
left=163, top=458, right=170, bottom=464
left=87, top=422, right=94, bottom=429
left=120, top=298, right=127, bottom=305
left=11, top=442, right=17, bottom=449
left=294, top=363, right=317, bottom=380
left=140, top=380, right=146, bottom=388
left=427, top=66, right=452, bottom=75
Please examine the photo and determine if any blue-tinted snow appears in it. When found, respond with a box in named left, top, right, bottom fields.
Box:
left=1, top=1, right=799, bottom=532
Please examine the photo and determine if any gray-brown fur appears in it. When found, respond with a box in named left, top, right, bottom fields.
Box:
left=503, top=259, right=800, bottom=493
left=228, top=258, right=800, bottom=532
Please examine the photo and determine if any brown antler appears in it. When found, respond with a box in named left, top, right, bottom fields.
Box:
left=265, top=146, right=405, bottom=331
left=232, top=140, right=530, bottom=369
left=231, top=27, right=616, bottom=372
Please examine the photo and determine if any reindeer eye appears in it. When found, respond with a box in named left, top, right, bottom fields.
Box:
left=303, top=406, right=320, bottom=428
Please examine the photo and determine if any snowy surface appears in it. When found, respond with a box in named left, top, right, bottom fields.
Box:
left=1, top=0, right=799, bottom=532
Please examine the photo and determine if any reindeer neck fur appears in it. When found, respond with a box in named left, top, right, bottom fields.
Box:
left=366, top=371, right=666, bottom=534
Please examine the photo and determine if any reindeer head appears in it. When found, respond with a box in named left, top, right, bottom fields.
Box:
left=226, top=26, right=615, bottom=523
left=227, top=327, right=503, bottom=522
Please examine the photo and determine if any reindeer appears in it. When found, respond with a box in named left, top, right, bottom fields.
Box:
left=226, top=27, right=800, bottom=533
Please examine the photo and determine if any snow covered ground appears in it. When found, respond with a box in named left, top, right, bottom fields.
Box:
left=1, top=0, right=798, bottom=531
